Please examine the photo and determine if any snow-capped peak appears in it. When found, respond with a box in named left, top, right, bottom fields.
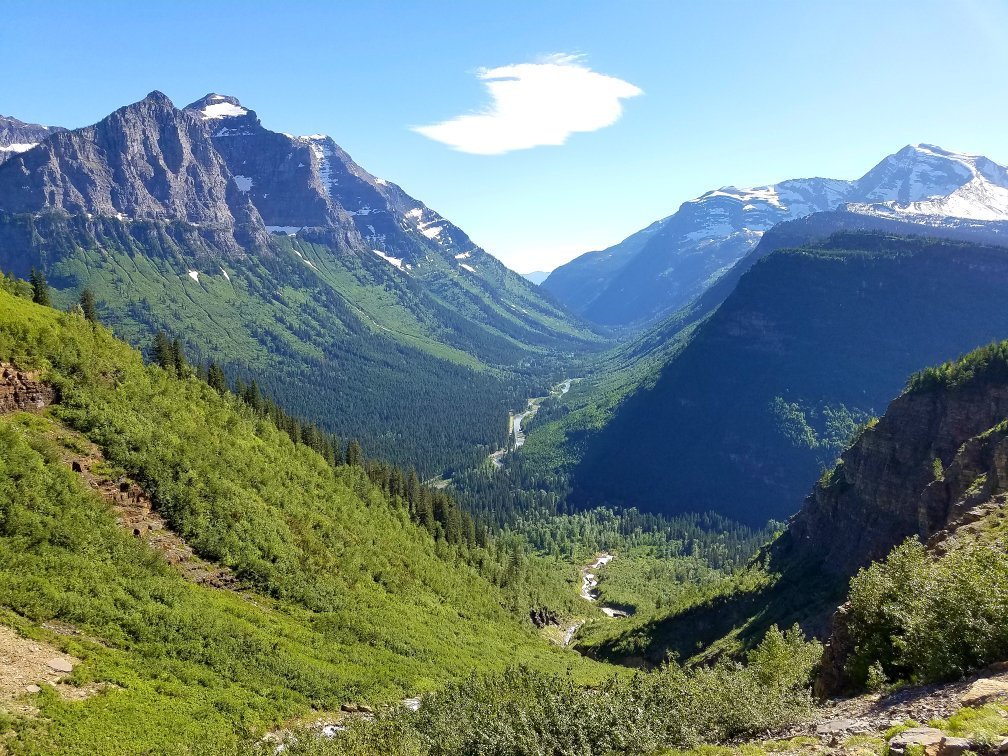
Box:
left=849, top=144, right=1008, bottom=222
left=186, top=94, right=249, bottom=120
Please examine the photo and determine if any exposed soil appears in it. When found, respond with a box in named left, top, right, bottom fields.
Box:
left=0, top=625, right=107, bottom=718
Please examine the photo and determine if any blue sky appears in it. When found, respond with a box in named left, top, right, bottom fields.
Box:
left=4, top=0, right=1007, bottom=272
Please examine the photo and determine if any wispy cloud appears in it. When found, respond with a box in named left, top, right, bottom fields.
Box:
left=413, top=54, right=642, bottom=155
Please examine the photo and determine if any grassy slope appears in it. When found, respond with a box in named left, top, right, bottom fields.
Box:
left=0, top=289, right=611, bottom=753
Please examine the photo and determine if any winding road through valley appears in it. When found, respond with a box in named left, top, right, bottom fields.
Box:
left=490, top=379, right=572, bottom=468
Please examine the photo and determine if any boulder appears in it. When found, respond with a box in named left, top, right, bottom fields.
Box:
left=47, top=658, right=73, bottom=674
left=815, top=717, right=871, bottom=736
left=960, top=676, right=1008, bottom=706
left=938, top=736, right=972, bottom=755
left=888, top=727, right=944, bottom=755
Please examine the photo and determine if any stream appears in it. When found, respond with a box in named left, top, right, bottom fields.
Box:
left=564, top=552, right=630, bottom=646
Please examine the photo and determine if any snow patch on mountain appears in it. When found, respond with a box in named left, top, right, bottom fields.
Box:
left=200, top=102, right=248, bottom=119
left=232, top=175, right=253, bottom=192
left=373, top=249, right=408, bottom=271
left=0, top=143, right=37, bottom=153
left=849, top=146, right=1008, bottom=222
left=308, top=140, right=334, bottom=194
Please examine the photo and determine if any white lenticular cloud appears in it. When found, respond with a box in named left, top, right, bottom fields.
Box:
left=413, top=54, right=642, bottom=155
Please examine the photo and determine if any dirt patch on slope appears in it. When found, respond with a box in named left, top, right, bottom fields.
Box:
left=0, top=625, right=108, bottom=718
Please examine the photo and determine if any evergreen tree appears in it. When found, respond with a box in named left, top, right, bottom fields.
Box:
left=242, top=380, right=263, bottom=413
left=205, top=361, right=226, bottom=392
left=345, top=439, right=364, bottom=467
left=153, top=331, right=174, bottom=370
left=172, top=338, right=187, bottom=374
left=80, top=288, right=98, bottom=323
left=29, top=267, right=51, bottom=307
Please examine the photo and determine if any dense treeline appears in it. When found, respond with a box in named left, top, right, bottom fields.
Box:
left=906, top=339, right=1008, bottom=394
left=454, top=450, right=775, bottom=570
left=152, top=329, right=485, bottom=555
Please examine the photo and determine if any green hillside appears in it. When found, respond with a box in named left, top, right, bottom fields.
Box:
left=0, top=285, right=609, bottom=753
left=0, top=211, right=604, bottom=476
left=566, top=232, right=1008, bottom=525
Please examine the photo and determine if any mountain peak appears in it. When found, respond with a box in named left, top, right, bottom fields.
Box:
left=140, top=90, right=175, bottom=108
left=185, top=93, right=251, bottom=120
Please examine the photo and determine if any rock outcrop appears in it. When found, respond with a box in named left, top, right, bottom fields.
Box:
left=0, top=364, right=56, bottom=413
left=0, top=115, right=64, bottom=166
left=183, top=92, right=501, bottom=272
left=782, top=381, right=1008, bottom=578
left=529, top=607, right=561, bottom=629
left=797, top=348, right=1008, bottom=696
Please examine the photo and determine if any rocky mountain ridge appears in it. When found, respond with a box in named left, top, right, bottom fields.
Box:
left=783, top=355, right=1008, bottom=577
left=0, top=92, right=266, bottom=251
left=0, top=90, right=599, bottom=473
left=0, top=115, right=64, bottom=166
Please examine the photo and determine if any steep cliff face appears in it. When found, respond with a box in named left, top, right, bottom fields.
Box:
left=806, top=352, right=1008, bottom=696
left=183, top=93, right=536, bottom=287
left=784, top=381, right=1008, bottom=577
left=184, top=94, right=357, bottom=238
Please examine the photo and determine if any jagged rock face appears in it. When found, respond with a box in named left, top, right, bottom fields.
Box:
left=185, top=94, right=354, bottom=236
left=785, top=383, right=1008, bottom=577
left=183, top=93, right=490, bottom=271
left=529, top=607, right=560, bottom=629
left=0, top=92, right=265, bottom=250
left=813, top=405, right=1008, bottom=697
left=0, top=364, right=56, bottom=412
left=0, top=115, right=64, bottom=166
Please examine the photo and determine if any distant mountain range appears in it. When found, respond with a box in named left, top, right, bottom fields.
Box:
left=522, top=271, right=550, bottom=285
left=0, top=92, right=602, bottom=473
left=544, top=145, right=1008, bottom=327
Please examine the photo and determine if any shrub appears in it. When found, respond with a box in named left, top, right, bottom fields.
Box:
left=846, top=539, right=1008, bottom=686
left=273, top=625, right=822, bottom=755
